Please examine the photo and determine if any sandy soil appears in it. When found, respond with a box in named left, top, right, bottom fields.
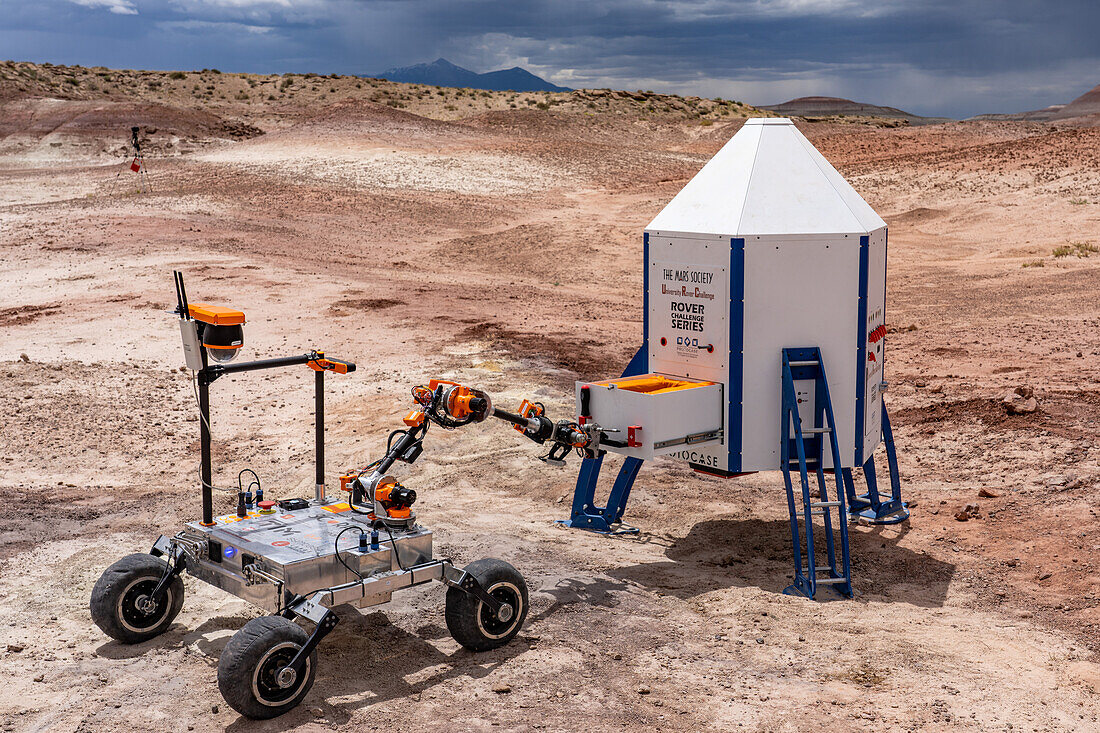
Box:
left=1, top=67, right=1099, bottom=733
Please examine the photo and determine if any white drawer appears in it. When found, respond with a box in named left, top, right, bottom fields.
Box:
left=576, top=373, right=724, bottom=460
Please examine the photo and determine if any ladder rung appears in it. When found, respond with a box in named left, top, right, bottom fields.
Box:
left=815, top=577, right=848, bottom=585
left=810, top=501, right=842, bottom=508
left=801, top=427, right=831, bottom=434
left=789, top=360, right=819, bottom=367
left=788, top=458, right=819, bottom=465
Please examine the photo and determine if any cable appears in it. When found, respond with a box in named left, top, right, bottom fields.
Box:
left=383, top=523, right=406, bottom=572
left=190, top=373, right=214, bottom=435
left=237, top=469, right=261, bottom=493
left=333, top=526, right=365, bottom=581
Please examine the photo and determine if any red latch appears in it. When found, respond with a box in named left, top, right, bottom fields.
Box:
left=579, top=385, right=592, bottom=426
left=627, top=425, right=641, bottom=447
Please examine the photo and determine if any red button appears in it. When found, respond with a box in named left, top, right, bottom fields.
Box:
left=257, top=500, right=276, bottom=510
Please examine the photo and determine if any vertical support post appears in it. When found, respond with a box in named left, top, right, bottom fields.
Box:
left=315, top=368, right=327, bottom=503
left=198, top=375, right=214, bottom=526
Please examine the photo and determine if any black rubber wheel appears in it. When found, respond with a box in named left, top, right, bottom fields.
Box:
left=445, top=558, right=528, bottom=652
left=90, top=553, right=184, bottom=644
left=217, top=616, right=317, bottom=719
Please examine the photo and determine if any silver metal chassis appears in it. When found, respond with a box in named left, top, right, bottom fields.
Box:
left=156, top=502, right=463, bottom=614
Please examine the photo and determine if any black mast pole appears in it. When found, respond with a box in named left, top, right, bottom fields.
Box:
left=315, top=363, right=325, bottom=503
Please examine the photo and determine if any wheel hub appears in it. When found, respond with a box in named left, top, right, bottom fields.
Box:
left=495, top=602, right=514, bottom=623
left=276, top=666, right=298, bottom=689
left=135, top=594, right=157, bottom=614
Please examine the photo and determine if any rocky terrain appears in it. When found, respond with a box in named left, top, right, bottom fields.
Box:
left=1, top=62, right=1099, bottom=732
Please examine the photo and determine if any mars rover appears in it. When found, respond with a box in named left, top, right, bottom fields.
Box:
left=90, top=273, right=604, bottom=718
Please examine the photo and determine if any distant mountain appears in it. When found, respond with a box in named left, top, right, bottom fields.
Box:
left=760, top=96, right=951, bottom=125
left=374, top=58, right=571, bottom=93
left=968, top=83, right=1100, bottom=125
left=969, top=105, right=1065, bottom=122
left=1049, top=83, right=1100, bottom=122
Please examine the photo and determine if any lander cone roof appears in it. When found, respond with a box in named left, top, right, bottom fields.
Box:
left=647, top=118, right=886, bottom=238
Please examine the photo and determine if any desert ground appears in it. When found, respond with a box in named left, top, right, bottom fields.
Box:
left=1, top=62, right=1099, bottom=732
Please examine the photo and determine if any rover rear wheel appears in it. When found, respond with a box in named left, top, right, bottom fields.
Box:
left=445, top=558, right=528, bottom=652
left=90, top=553, right=184, bottom=644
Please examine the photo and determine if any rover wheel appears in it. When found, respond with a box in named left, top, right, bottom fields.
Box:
left=445, top=558, right=528, bottom=651
left=90, top=553, right=184, bottom=644
left=217, top=616, right=317, bottom=719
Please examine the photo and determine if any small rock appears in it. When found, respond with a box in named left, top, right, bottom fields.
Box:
left=637, top=686, right=651, bottom=695
left=19, top=353, right=29, bottom=363
left=1014, top=385, right=1034, bottom=399
left=33, top=674, right=44, bottom=683
left=608, top=651, right=622, bottom=660
left=978, top=488, right=999, bottom=498
left=1038, top=572, right=1052, bottom=581
left=6, top=644, right=24, bottom=653
left=492, top=684, right=512, bottom=694
left=756, top=638, right=765, bottom=644
left=1002, top=390, right=1038, bottom=415
left=954, top=509, right=970, bottom=522
left=211, top=705, right=219, bottom=714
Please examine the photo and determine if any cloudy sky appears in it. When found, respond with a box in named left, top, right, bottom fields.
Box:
left=1, top=0, right=1096, bottom=118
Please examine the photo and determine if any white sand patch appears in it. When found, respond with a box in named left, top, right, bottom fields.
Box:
left=197, top=144, right=566, bottom=195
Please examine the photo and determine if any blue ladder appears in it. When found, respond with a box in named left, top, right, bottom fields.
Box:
left=780, top=348, right=853, bottom=599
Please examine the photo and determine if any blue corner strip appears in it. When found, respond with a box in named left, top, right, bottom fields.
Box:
left=729, top=237, right=745, bottom=472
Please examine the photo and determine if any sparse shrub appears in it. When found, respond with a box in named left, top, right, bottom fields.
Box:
left=1070, top=198, right=1088, bottom=205
left=445, top=104, right=457, bottom=111
left=700, top=119, right=714, bottom=126
left=209, top=69, right=221, bottom=74
left=235, top=91, right=249, bottom=100
left=65, top=77, right=79, bottom=86
left=1053, top=242, right=1099, bottom=258
left=587, top=102, right=595, bottom=108
left=169, top=71, right=186, bottom=80
left=536, top=101, right=549, bottom=110
left=1022, top=260, right=1045, bottom=268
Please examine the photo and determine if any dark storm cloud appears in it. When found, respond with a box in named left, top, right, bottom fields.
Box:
left=1, top=1, right=1097, bottom=118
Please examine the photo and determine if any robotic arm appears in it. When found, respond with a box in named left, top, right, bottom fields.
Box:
left=341, top=379, right=620, bottom=525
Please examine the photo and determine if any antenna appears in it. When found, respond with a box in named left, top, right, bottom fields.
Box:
left=174, top=270, right=191, bottom=318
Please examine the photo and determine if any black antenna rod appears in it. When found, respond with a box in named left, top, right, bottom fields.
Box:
left=175, top=271, right=190, bottom=318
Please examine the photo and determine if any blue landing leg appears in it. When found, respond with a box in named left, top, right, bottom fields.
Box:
left=843, top=406, right=909, bottom=525
left=557, top=454, right=643, bottom=534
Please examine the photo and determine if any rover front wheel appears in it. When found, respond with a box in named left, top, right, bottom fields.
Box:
left=217, top=616, right=317, bottom=719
